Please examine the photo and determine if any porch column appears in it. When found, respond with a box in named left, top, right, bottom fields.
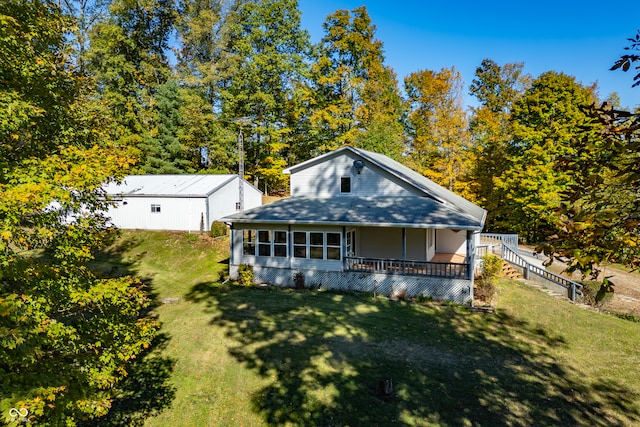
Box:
left=402, top=228, right=406, bottom=273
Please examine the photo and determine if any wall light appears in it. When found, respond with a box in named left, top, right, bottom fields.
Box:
left=353, top=159, right=365, bottom=174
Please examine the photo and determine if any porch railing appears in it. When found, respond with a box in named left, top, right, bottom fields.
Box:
left=345, top=256, right=469, bottom=279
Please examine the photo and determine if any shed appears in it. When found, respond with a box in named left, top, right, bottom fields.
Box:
left=104, top=174, right=262, bottom=231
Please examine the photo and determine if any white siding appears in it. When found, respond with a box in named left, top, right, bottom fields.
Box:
left=290, top=152, right=416, bottom=198
left=107, top=197, right=207, bottom=231
left=208, top=177, right=262, bottom=223
left=406, top=228, right=426, bottom=260
left=359, top=227, right=402, bottom=259
left=436, top=229, right=467, bottom=254
left=106, top=175, right=262, bottom=231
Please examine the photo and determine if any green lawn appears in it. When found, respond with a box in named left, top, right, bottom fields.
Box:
left=95, top=230, right=640, bottom=426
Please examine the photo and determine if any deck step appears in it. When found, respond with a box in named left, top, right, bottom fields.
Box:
left=501, top=261, right=521, bottom=279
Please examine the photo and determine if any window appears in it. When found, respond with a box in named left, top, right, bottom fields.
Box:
left=293, top=232, right=307, bottom=258
left=258, top=230, right=271, bottom=256
left=310, top=232, right=324, bottom=259
left=346, top=230, right=355, bottom=256
left=151, top=204, right=161, bottom=213
left=340, top=177, right=351, bottom=193
left=293, top=231, right=341, bottom=260
left=243, top=230, right=256, bottom=255
left=274, top=231, right=287, bottom=257
left=326, top=232, right=341, bottom=260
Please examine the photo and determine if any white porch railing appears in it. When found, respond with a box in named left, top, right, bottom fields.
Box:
left=345, top=256, right=469, bottom=279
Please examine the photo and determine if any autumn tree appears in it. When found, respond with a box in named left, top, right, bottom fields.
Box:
left=0, top=1, right=160, bottom=423
left=310, top=6, right=405, bottom=159
left=468, top=59, right=529, bottom=228
left=494, top=71, right=599, bottom=242
left=540, top=34, right=640, bottom=276
left=404, top=67, right=471, bottom=197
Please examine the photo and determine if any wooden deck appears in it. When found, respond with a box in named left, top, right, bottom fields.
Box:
left=431, top=253, right=466, bottom=263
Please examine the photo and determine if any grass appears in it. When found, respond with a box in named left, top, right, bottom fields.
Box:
left=95, top=230, right=640, bottom=426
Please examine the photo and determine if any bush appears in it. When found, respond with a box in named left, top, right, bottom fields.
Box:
left=210, top=221, right=228, bottom=238
left=476, top=254, right=502, bottom=303
left=238, top=264, right=254, bottom=286
left=579, top=279, right=614, bottom=307
left=293, top=271, right=306, bottom=289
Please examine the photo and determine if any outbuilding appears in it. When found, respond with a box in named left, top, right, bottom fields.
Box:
left=104, top=174, right=262, bottom=231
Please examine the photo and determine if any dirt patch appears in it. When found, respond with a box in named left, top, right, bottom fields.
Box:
left=596, top=268, right=640, bottom=316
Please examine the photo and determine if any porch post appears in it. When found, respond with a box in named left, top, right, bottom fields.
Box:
left=402, top=228, right=406, bottom=273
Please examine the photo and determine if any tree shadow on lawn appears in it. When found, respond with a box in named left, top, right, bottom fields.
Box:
left=187, top=282, right=640, bottom=427
left=83, top=235, right=177, bottom=426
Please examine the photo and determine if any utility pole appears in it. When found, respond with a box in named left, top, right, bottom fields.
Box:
left=236, top=117, right=251, bottom=211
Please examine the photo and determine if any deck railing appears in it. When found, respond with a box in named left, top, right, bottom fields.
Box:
left=345, top=256, right=469, bottom=279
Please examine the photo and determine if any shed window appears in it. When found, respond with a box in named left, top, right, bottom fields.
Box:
left=151, top=204, right=161, bottom=213
left=340, top=177, right=351, bottom=193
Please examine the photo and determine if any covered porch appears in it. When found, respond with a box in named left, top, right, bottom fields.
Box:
left=341, top=226, right=476, bottom=280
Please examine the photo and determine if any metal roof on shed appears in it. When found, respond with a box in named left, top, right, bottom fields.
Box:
left=104, top=174, right=251, bottom=198
left=223, top=196, right=483, bottom=230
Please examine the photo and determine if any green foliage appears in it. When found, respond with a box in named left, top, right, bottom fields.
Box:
left=237, top=264, right=254, bottom=286
left=310, top=6, right=405, bottom=159
left=468, top=60, right=530, bottom=228
left=293, top=271, right=305, bottom=289
left=475, top=254, right=502, bottom=303
left=0, top=1, right=158, bottom=424
left=493, top=71, right=599, bottom=242
left=579, top=279, right=615, bottom=307
left=209, top=221, right=228, bottom=239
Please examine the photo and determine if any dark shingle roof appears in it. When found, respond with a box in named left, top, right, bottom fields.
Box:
left=223, top=196, right=483, bottom=230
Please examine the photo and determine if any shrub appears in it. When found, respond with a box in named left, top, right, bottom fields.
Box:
left=210, top=221, right=228, bottom=238
left=579, top=279, right=614, bottom=307
left=476, top=254, right=502, bottom=303
left=238, top=264, right=254, bottom=286
left=293, top=271, right=306, bottom=289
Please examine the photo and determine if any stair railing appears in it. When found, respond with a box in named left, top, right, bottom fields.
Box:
left=479, top=233, right=583, bottom=302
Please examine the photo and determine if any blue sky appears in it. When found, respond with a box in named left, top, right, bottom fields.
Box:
left=298, top=0, right=640, bottom=110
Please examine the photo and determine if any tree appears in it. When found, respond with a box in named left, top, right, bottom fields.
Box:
left=216, top=0, right=312, bottom=193
left=138, top=80, right=193, bottom=174
left=468, top=59, right=529, bottom=229
left=404, top=67, right=471, bottom=197
left=0, top=1, right=158, bottom=424
left=493, top=71, right=599, bottom=242
left=87, top=0, right=176, bottom=163
left=310, top=6, right=405, bottom=159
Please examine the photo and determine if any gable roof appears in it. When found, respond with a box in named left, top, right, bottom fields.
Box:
left=104, top=174, right=260, bottom=198
left=283, top=146, right=486, bottom=226
left=223, top=196, right=483, bottom=230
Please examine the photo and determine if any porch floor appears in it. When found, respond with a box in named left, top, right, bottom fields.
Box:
left=431, top=253, right=466, bottom=263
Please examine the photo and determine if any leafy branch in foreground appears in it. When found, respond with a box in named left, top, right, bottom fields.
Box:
left=541, top=103, right=640, bottom=278
left=1, top=1, right=161, bottom=424
left=610, top=30, right=640, bottom=88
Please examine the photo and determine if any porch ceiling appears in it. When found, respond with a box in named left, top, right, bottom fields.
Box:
left=223, top=196, right=483, bottom=230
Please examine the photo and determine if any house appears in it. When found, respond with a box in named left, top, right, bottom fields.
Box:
left=222, top=147, right=487, bottom=304
left=104, top=174, right=262, bottom=232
